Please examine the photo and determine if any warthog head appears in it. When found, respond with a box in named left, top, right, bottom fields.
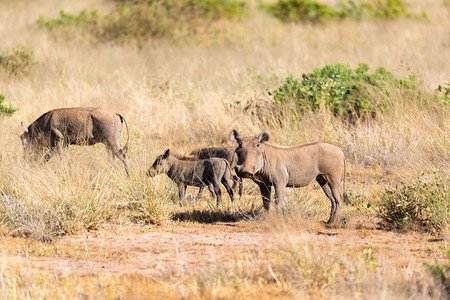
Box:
left=229, top=129, right=270, bottom=178
left=20, top=122, right=37, bottom=160
left=147, top=149, right=171, bottom=177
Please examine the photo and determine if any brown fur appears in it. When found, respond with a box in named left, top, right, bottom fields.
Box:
left=189, top=147, right=243, bottom=197
left=229, top=129, right=347, bottom=224
left=20, top=107, right=129, bottom=175
left=147, top=149, right=234, bottom=206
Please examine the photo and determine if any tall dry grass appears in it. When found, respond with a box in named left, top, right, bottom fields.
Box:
left=0, top=0, right=449, bottom=297
left=0, top=0, right=448, bottom=235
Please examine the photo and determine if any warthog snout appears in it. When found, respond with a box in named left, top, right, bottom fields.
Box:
left=146, top=168, right=156, bottom=177
left=236, top=165, right=254, bottom=178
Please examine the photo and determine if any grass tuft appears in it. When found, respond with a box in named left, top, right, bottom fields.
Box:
left=0, top=46, right=35, bottom=77
left=377, top=171, right=450, bottom=233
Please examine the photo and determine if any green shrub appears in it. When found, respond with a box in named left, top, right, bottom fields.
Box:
left=377, top=172, right=450, bottom=233
left=111, top=0, right=246, bottom=19
left=37, top=10, right=102, bottom=42
left=0, top=46, right=35, bottom=76
left=269, top=63, right=417, bottom=120
left=263, top=0, right=341, bottom=23
left=187, top=0, right=247, bottom=19
left=339, top=0, right=413, bottom=20
left=0, top=93, right=18, bottom=116
left=435, top=81, right=449, bottom=105
left=263, top=0, right=416, bottom=22
left=37, top=0, right=247, bottom=42
left=37, top=10, right=100, bottom=28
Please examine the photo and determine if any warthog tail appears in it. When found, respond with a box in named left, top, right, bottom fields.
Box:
left=117, top=113, right=129, bottom=154
left=223, top=158, right=232, bottom=175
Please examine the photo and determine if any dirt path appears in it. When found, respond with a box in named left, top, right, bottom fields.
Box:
left=9, top=218, right=446, bottom=279
left=15, top=223, right=275, bottom=277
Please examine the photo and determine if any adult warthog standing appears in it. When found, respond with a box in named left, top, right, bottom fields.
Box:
left=229, top=129, right=347, bottom=224
left=20, top=107, right=129, bottom=175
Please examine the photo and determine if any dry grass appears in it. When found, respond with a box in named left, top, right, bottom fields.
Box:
left=0, top=0, right=449, bottom=298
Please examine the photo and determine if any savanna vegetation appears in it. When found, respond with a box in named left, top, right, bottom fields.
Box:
left=0, top=0, right=448, bottom=299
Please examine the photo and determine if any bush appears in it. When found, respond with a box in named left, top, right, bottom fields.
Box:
left=0, top=46, right=35, bottom=76
left=0, top=93, right=18, bottom=116
left=37, top=0, right=247, bottom=42
left=263, top=0, right=416, bottom=22
left=435, top=81, right=449, bottom=105
left=263, top=0, right=341, bottom=23
left=37, top=10, right=103, bottom=42
left=37, top=10, right=100, bottom=28
left=269, top=63, right=418, bottom=120
left=339, top=0, right=413, bottom=20
left=377, top=172, right=449, bottom=233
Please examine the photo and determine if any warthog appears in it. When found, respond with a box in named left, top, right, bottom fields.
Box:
left=189, top=147, right=243, bottom=197
left=20, top=107, right=129, bottom=175
left=147, top=149, right=234, bottom=206
left=229, top=129, right=347, bottom=224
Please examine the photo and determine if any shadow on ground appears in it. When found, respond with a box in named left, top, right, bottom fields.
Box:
left=172, top=208, right=260, bottom=224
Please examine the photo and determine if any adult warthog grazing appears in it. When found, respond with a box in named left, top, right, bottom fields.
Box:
left=229, top=129, right=347, bottom=224
left=20, top=107, right=129, bottom=175
left=189, top=147, right=243, bottom=197
left=147, top=149, right=234, bottom=206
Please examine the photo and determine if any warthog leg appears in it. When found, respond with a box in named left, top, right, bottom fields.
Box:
left=258, top=183, right=272, bottom=211
left=112, top=147, right=130, bottom=177
left=194, top=184, right=216, bottom=201
left=207, top=184, right=215, bottom=198
left=316, top=175, right=340, bottom=224
left=221, top=174, right=235, bottom=203
left=211, top=179, right=222, bottom=207
left=48, top=127, right=64, bottom=159
left=194, top=187, right=204, bottom=201
left=231, top=174, right=243, bottom=198
left=238, top=177, right=243, bottom=197
left=274, top=183, right=286, bottom=213
left=178, top=184, right=187, bottom=205
left=328, top=178, right=343, bottom=224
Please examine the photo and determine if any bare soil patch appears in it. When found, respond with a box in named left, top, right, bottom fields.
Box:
left=7, top=216, right=446, bottom=279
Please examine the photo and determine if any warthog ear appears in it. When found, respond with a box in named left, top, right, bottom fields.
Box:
left=229, top=130, right=242, bottom=143
left=257, top=130, right=270, bottom=143
left=21, top=122, right=28, bottom=133
left=163, top=149, right=170, bottom=159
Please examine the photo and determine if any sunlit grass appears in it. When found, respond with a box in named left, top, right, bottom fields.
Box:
left=0, top=0, right=448, bottom=298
